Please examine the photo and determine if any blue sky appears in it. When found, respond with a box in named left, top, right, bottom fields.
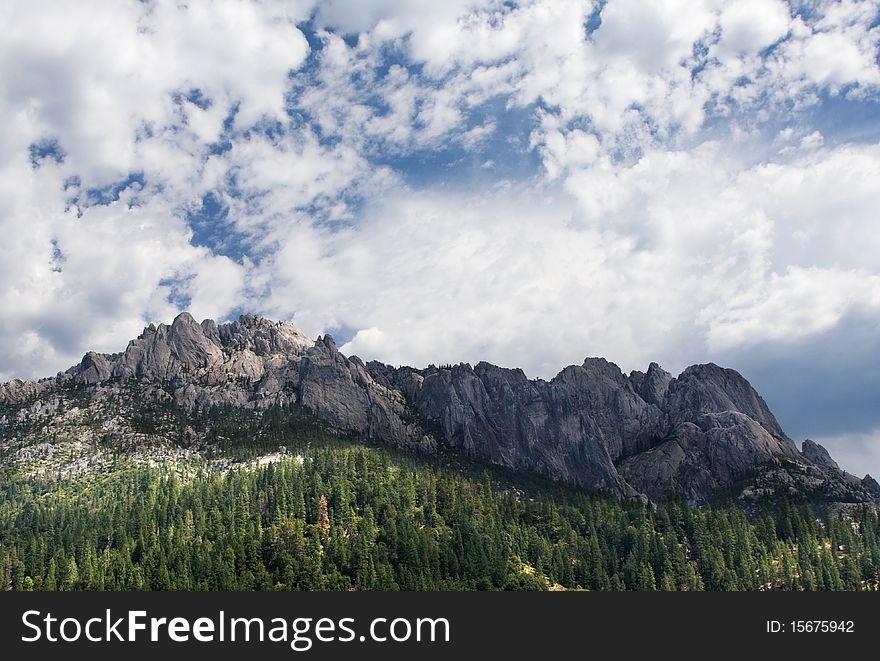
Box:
left=1, top=0, right=879, bottom=476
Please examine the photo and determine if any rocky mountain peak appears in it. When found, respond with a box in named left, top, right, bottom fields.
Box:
left=317, top=334, right=338, bottom=353
left=863, top=475, right=880, bottom=497
left=1, top=313, right=876, bottom=506
left=801, top=439, right=840, bottom=471
left=171, top=310, right=198, bottom=328
left=582, top=357, right=627, bottom=384
left=629, top=361, right=673, bottom=406
left=665, top=362, right=789, bottom=441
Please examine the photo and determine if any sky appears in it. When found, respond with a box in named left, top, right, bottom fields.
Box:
left=1, top=0, right=879, bottom=476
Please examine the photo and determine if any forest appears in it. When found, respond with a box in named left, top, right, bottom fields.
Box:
left=1, top=404, right=879, bottom=591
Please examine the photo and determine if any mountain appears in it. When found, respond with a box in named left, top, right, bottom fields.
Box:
left=1, top=312, right=877, bottom=506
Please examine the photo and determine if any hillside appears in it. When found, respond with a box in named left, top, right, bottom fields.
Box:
left=2, top=312, right=877, bottom=506
left=2, top=410, right=879, bottom=591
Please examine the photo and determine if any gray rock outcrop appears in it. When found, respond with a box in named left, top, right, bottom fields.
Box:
left=801, top=439, right=839, bottom=470
left=1, top=312, right=876, bottom=505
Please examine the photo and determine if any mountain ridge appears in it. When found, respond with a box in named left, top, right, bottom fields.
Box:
left=2, top=312, right=877, bottom=506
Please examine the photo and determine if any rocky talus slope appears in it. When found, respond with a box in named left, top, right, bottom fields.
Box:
left=2, top=313, right=877, bottom=505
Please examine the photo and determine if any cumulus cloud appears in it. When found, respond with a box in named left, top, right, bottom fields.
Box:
left=0, top=0, right=313, bottom=184
left=237, top=140, right=876, bottom=391
left=718, top=0, right=791, bottom=56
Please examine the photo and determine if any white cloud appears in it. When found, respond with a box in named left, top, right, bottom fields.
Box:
left=703, top=267, right=880, bottom=350
left=221, top=138, right=880, bottom=391
left=595, top=0, right=718, bottom=71
left=718, top=0, right=791, bottom=56
left=790, top=25, right=880, bottom=90
left=315, top=0, right=520, bottom=73
left=741, top=145, right=880, bottom=272
left=295, top=0, right=880, bottom=165
left=0, top=0, right=313, bottom=185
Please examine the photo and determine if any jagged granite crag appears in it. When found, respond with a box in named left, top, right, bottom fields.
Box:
left=1, top=313, right=877, bottom=505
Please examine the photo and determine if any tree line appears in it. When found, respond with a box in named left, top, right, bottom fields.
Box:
left=2, top=442, right=879, bottom=591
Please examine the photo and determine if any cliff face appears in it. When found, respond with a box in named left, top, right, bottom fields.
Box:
left=1, top=312, right=876, bottom=505
left=367, top=358, right=807, bottom=502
